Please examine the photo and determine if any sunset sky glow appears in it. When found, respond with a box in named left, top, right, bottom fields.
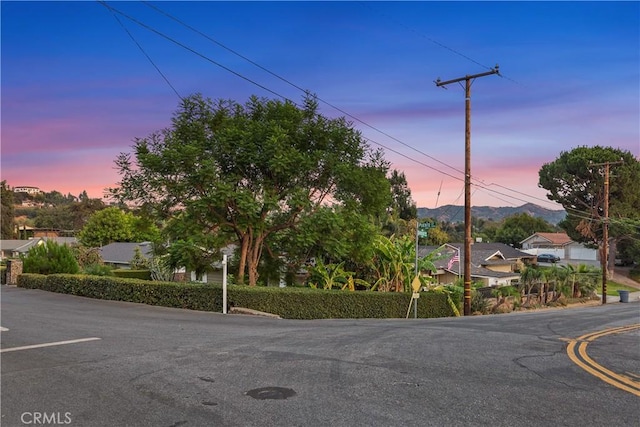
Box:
left=2, top=1, right=638, bottom=209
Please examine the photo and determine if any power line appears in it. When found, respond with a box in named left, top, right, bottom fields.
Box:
left=358, top=2, right=523, bottom=86
left=102, top=0, right=473, bottom=183
left=105, top=1, right=474, bottom=192
left=98, top=1, right=297, bottom=105
left=138, top=1, right=467, bottom=178
left=103, top=2, right=542, bottom=201
left=99, top=2, right=631, bottom=219
left=103, top=2, right=183, bottom=101
left=138, top=2, right=560, bottom=209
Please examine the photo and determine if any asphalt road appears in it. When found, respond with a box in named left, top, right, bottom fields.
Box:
left=1, top=286, right=639, bottom=427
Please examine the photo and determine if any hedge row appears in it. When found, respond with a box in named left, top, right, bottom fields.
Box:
left=16, top=274, right=458, bottom=319
left=112, top=269, right=152, bottom=280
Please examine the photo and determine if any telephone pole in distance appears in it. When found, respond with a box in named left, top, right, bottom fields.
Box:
left=435, top=66, right=500, bottom=316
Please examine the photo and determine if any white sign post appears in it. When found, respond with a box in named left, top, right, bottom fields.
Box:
left=222, top=254, right=228, bottom=314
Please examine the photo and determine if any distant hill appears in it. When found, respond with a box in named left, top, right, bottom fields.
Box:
left=418, top=203, right=566, bottom=225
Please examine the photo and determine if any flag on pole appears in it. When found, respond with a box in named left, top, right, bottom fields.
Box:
left=447, top=251, right=460, bottom=270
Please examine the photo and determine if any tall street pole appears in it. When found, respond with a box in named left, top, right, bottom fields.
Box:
left=435, top=66, right=500, bottom=315
left=591, top=159, right=624, bottom=304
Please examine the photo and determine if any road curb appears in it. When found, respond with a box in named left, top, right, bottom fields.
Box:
left=229, top=307, right=281, bottom=319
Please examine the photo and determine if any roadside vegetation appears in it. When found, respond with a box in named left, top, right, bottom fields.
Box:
left=3, top=98, right=639, bottom=318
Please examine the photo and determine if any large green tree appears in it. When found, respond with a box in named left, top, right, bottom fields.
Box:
left=111, top=94, right=391, bottom=286
left=78, top=207, right=159, bottom=247
left=388, top=170, right=417, bottom=221
left=494, top=213, right=555, bottom=248
left=539, top=146, right=640, bottom=259
left=1, top=181, right=15, bottom=239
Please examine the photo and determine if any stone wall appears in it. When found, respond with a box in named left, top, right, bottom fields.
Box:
left=6, top=259, right=23, bottom=285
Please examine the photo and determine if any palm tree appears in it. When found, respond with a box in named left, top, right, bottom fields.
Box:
left=546, top=265, right=570, bottom=301
left=520, top=266, right=544, bottom=306
left=560, top=264, right=600, bottom=298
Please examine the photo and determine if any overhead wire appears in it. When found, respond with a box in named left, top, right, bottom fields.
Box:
left=100, top=1, right=635, bottom=227
left=357, top=1, right=523, bottom=86
left=139, top=0, right=468, bottom=178
left=98, top=1, right=297, bottom=105
left=103, top=2, right=183, bottom=101
left=136, top=1, right=570, bottom=212
left=100, top=0, right=467, bottom=183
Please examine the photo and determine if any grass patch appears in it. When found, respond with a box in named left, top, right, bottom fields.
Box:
left=605, top=281, right=638, bottom=296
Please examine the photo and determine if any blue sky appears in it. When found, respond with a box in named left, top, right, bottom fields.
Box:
left=2, top=1, right=638, bottom=209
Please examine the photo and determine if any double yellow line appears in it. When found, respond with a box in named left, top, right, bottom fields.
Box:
left=565, top=324, right=640, bottom=396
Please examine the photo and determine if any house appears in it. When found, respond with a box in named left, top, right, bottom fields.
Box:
left=520, top=232, right=599, bottom=261
left=45, top=236, right=78, bottom=246
left=13, top=186, right=42, bottom=195
left=0, top=239, right=45, bottom=260
left=100, top=242, right=153, bottom=269
left=419, top=242, right=527, bottom=287
left=185, top=245, right=236, bottom=284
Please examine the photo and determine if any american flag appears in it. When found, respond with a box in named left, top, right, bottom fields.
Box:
left=447, top=252, right=460, bottom=270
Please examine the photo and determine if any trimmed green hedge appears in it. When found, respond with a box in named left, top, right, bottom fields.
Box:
left=112, top=269, right=152, bottom=281
left=16, top=274, right=457, bottom=319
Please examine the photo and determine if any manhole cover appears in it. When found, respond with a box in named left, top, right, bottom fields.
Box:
left=245, top=386, right=296, bottom=400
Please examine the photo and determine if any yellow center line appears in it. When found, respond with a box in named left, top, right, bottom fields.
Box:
left=565, top=324, right=640, bottom=397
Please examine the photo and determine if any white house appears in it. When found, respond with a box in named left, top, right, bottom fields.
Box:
left=520, top=232, right=599, bottom=261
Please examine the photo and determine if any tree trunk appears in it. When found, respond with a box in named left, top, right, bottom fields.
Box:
left=237, top=234, right=249, bottom=285
left=247, top=233, right=264, bottom=287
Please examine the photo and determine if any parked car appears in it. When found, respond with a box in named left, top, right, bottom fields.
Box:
left=537, top=253, right=560, bottom=263
left=614, top=258, right=633, bottom=266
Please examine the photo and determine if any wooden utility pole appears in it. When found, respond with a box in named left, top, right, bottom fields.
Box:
left=435, top=66, right=500, bottom=315
left=591, top=159, right=624, bottom=304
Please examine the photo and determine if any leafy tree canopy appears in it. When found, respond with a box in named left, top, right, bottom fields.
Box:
left=388, top=170, right=417, bottom=221
left=110, top=94, right=392, bottom=285
left=494, top=213, right=555, bottom=248
left=539, top=146, right=640, bottom=246
left=78, top=207, right=159, bottom=247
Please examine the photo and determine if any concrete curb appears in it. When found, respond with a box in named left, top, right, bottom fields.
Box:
left=229, top=307, right=281, bottom=319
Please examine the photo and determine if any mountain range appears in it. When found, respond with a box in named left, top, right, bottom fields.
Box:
left=417, top=203, right=566, bottom=225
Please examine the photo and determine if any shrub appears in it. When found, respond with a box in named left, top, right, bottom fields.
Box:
left=72, top=245, right=103, bottom=269
left=470, top=290, right=491, bottom=314
left=83, top=263, right=113, bottom=276
left=22, top=240, right=79, bottom=275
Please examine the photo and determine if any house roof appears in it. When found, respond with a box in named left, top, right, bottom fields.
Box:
left=0, top=239, right=44, bottom=253
left=419, top=242, right=533, bottom=263
left=418, top=242, right=527, bottom=280
left=100, top=242, right=153, bottom=265
left=520, top=232, right=572, bottom=246
left=43, top=236, right=78, bottom=246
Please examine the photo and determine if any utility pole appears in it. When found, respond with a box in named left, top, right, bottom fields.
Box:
left=590, top=159, right=624, bottom=304
left=435, top=66, right=500, bottom=316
